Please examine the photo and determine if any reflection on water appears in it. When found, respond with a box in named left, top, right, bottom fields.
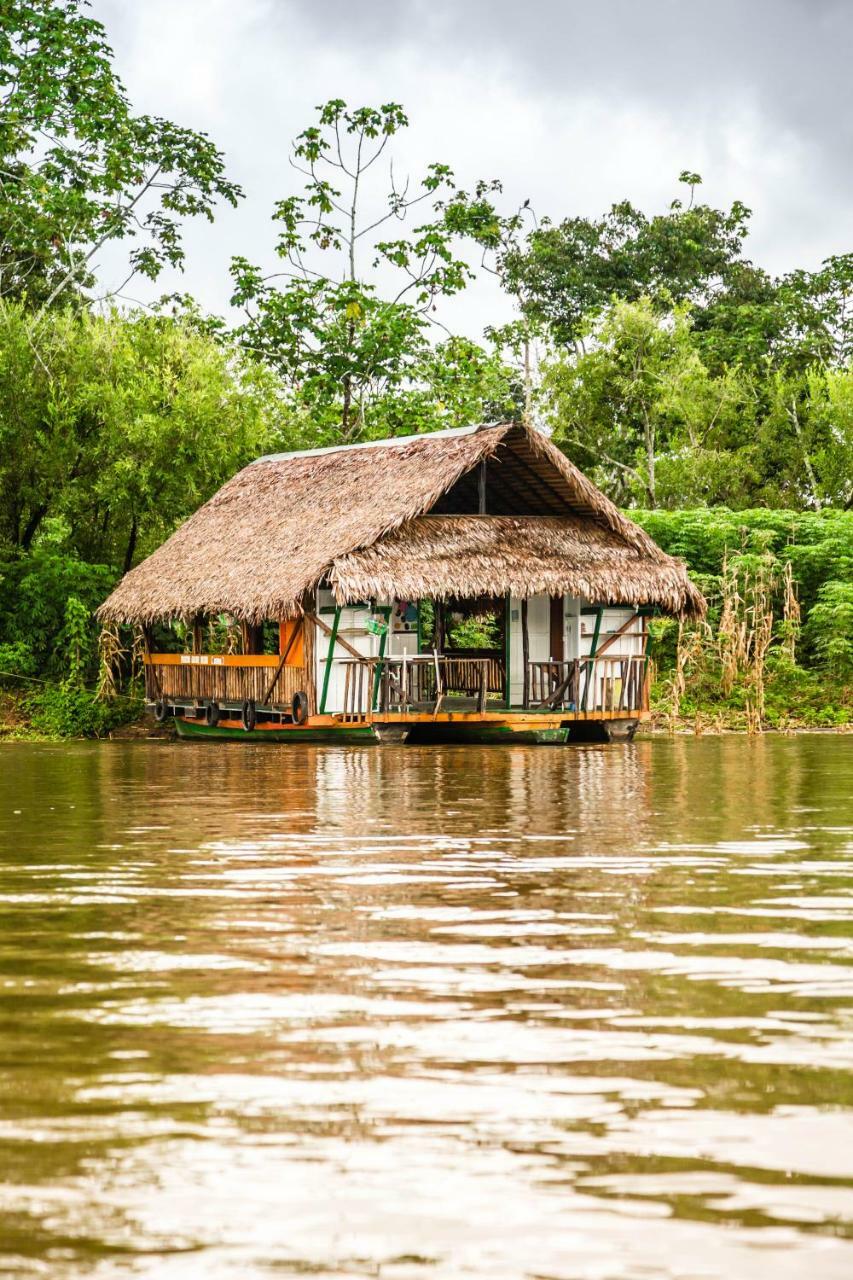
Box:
left=0, top=735, right=851, bottom=1278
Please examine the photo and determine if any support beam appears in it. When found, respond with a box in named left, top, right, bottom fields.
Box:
left=594, top=612, right=642, bottom=659
left=504, top=593, right=512, bottom=709
left=521, top=597, right=530, bottom=709
left=478, top=459, right=487, bottom=514
left=308, top=610, right=367, bottom=661
left=581, top=606, right=604, bottom=711
left=262, top=616, right=303, bottom=705
left=371, top=606, right=392, bottom=710
left=303, top=593, right=316, bottom=715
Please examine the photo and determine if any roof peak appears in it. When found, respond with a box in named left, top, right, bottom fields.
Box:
left=251, top=420, right=513, bottom=465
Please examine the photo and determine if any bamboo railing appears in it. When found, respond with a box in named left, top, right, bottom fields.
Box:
left=527, top=655, right=648, bottom=713
left=337, top=654, right=502, bottom=719
left=144, top=654, right=305, bottom=707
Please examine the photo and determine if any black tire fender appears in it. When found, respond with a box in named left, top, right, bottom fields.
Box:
left=291, top=690, right=309, bottom=725
left=241, top=699, right=257, bottom=732
left=205, top=701, right=220, bottom=728
left=154, top=699, right=169, bottom=724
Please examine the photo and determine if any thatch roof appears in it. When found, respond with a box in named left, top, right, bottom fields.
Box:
left=98, top=421, right=705, bottom=624
left=332, top=515, right=704, bottom=616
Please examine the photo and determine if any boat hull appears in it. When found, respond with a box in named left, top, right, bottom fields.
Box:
left=173, top=717, right=579, bottom=745
left=174, top=719, right=377, bottom=744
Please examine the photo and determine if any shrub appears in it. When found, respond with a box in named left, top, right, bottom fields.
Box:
left=26, top=684, right=141, bottom=738
left=0, top=641, right=37, bottom=680
left=804, top=580, right=853, bottom=680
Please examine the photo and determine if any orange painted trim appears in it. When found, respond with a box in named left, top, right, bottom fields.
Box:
left=278, top=620, right=304, bottom=667
left=175, top=709, right=649, bottom=732
left=145, top=653, right=280, bottom=668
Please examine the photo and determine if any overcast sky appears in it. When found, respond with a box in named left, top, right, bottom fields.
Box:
left=92, top=0, right=852, bottom=339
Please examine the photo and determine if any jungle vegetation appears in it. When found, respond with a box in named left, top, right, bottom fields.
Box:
left=0, top=0, right=849, bottom=734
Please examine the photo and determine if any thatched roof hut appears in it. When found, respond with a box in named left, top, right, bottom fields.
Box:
left=98, top=421, right=704, bottom=624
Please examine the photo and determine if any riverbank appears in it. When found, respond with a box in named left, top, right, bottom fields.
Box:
left=1, top=689, right=849, bottom=741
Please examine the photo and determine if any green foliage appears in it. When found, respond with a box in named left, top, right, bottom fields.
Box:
left=59, top=595, right=90, bottom=688
left=651, top=653, right=849, bottom=730
left=543, top=299, right=853, bottom=509
left=503, top=173, right=853, bottom=375
left=25, top=682, right=137, bottom=738
left=804, top=581, right=853, bottom=680
left=0, top=300, right=279, bottom=565
left=637, top=508, right=852, bottom=726
left=446, top=613, right=501, bottom=648
left=629, top=508, right=853, bottom=621
left=0, top=547, right=115, bottom=676
left=0, top=0, right=241, bottom=307
left=0, top=640, right=36, bottom=679
left=502, top=174, right=755, bottom=349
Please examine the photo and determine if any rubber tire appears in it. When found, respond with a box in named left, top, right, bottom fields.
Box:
left=291, top=690, right=309, bottom=725
left=154, top=699, right=169, bottom=724
left=241, top=699, right=257, bottom=732
left=205, top=701, right=220, bottom=728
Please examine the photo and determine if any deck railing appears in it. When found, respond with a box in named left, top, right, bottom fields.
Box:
left=146, top=650, right=648, bottom=720
left=527, top=656, right=648, bottom=713
left=337, top=654, right=502, bottom=719
left=144, top=654, right=305, bottom=708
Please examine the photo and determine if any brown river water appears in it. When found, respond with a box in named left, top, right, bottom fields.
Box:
left=0, top=735, right=852, bottom=1279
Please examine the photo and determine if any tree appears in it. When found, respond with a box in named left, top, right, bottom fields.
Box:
left=0, top=300, right=277, bottom=567
left=0, top=0, right=241, bottom=308
left=542, top=297, right=853, bottom=510
left=501, top=174, right=853, bottom=380
left=542, top=299, right=753, bottom=507
left=230, top=98, right=514, bottom=441
left=501, top=173, right=757, bottom=349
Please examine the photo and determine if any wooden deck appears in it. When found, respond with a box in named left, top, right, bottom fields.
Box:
left=145, top=650, right=649, bottom=729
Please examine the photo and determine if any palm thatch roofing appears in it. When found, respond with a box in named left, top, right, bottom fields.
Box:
left=98, top=421, right=705, bottom=624
left=331, top=515, right=702, bottom=614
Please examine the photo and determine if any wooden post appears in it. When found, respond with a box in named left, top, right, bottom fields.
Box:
left=261, top=616, right=303, bottom=705
left=502, top=591, right=507, bottom=711
left=192, top=614, right=204, bottom=655
left=435, top=599, right=445, bottom=652
left=478, top=460, right=487, bottom=514
left=371, top=605, right=392, bottom=711
left=477, top=660, right=488, bottom=714
left=303, top=592, right=316, bottom=717
left=581, top=606, right=604, bottom=712
left=521, top=597, right=530, bottom=709
left=642, top=617, right=652, bottom=711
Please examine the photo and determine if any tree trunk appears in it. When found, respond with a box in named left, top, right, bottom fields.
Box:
left=20, top=503, right=49, bottom=550
left=122, top=517, right=138, bottom=575
left=643, top=411, right=656, bottom=506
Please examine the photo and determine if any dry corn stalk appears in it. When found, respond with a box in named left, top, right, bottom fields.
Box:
left=780, top=561, right=801, bottom=663
left=97, top=624, right=124, bottom=701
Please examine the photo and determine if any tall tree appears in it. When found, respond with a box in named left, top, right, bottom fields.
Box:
left=501, top=173, right=853, bottom=377
left=542, top=297, right=852, bottom=510
left=501, top=173, right=757, bottom=349
left=0, top=0, right=241, bottom=307
left=230, top=98, right=515, bottom=441
left=542, top=298, right=753, bottom=507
